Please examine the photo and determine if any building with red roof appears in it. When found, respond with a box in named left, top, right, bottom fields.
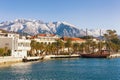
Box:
left=31, top=34, right=60, bottom=44
left=61, top=37, right=86, bottom=44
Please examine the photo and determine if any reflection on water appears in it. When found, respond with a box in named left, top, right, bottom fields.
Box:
left=0, top=62, right=36, bottom=80
left=10, top=62, right=33, bottom=74
left=0, top=58, right=120, bottom=80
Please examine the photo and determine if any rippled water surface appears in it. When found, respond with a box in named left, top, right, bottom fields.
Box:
left=0, top=58, right=120, bottom=80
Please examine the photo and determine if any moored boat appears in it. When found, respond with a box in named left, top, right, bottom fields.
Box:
left=22, top=56, right=43, bottom=62
left=80, top=50, right=110, bottom=58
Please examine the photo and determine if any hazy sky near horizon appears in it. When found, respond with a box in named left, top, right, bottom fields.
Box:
left=0, top=0, right=120, bottom=34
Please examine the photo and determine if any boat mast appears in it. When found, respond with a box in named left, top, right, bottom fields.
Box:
left=86, top=28, right=88, bottom=39
left=86, top=28, right=88, bottom=37
left=99, top=29, right=102, bottom=51
left=86, top=28, right=89, bottom=53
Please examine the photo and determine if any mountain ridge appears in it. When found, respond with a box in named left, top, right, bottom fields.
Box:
left=0, top=19, right=105, bottom=37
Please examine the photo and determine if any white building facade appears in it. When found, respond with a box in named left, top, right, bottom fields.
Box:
left=0, top=32, right=31, bottom=58
left=32, top=34, right=60, bottom=44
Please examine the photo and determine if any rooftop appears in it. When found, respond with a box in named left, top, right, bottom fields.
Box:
left=62, top=37, right=85, bottom=42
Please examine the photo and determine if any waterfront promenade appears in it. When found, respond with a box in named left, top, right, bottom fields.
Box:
left=0, top=56, right=22, bottom=66
left=108, top=53, right=120, bottom=58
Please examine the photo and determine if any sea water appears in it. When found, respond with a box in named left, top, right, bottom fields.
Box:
left=0, top=58, right=120, bottom=80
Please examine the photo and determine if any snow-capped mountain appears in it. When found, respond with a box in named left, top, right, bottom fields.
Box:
left=0, top=19, right=105, bottom=37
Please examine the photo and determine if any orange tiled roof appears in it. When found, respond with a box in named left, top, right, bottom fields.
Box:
left=62, top=37, right=85, bottom=42
left=50, top=34, right=56, bottom=36
left=30, top=36, right=36, bottom=39
left=31, top=34, right=56, bottom=38
left=38, top=34, right=56, bottom=37
left=38, top=34, right=46, bottom=37
left=71, top=38, right=85, bottom=41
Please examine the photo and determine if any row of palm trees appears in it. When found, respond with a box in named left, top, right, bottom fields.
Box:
left=29, top=30, right=120, bottom=56
left=29, top=39, right=69, bottom=56
left=29, top=39, right=108, bottom=56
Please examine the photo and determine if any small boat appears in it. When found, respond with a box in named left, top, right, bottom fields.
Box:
left=22, top=56, right=43, bottom=62
left=80, top=50, right=110, bottom=58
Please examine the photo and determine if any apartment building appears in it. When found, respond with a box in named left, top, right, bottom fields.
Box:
left=0, top=32, right=31, bottom=58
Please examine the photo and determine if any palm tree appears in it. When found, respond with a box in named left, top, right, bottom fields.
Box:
left=45, top=44, right=51, bottom=55
left=85, top=39, right=92, bottom=53
left=104, top=29, right=120, bottom=52
left=50, top=43, right=56, bottom=55
left=79, top=43, right=86, bottom=53
left=30, top=40, right=36, bottom=49
left=104, top=30, right=118, bottom=40
left=96, top=41, right=103, bottom=52
left=30, top=40, right=38, bottom=56
left=55, top=39, right=64, bottom=55
left=73, top=43, right=79, bottom=54
left=65, top=38, right=72, bottom=55
left=35, top=42, right=45, bottom=56
left=90, top=41, right=97, bottom=53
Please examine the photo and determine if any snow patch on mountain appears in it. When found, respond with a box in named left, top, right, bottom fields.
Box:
left=0, top=19, right=106, bottom=37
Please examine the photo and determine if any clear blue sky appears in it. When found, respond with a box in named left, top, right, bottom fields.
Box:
left=0, top=0, right=120, bottom=34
